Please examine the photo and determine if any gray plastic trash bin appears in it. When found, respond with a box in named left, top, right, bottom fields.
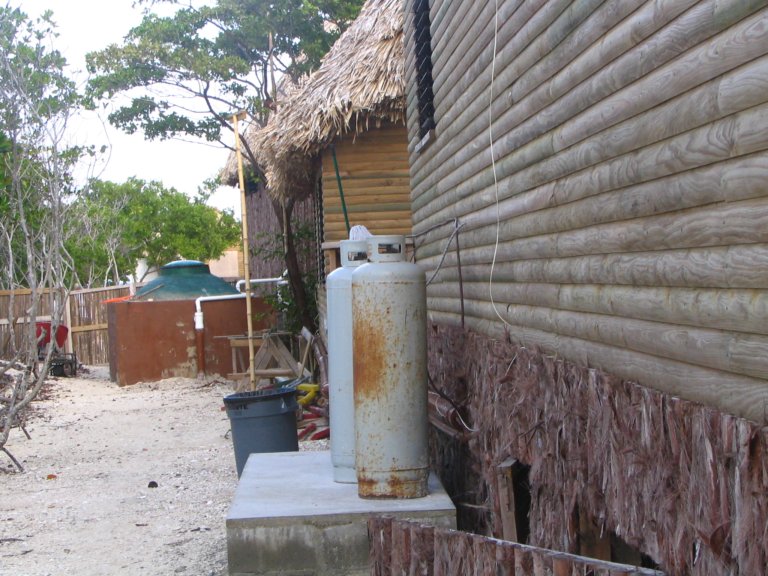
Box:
left=224, top=388, right=299, bottom=477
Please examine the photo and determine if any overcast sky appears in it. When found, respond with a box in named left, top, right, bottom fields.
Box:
left=18, top=0, right=241, bottom=217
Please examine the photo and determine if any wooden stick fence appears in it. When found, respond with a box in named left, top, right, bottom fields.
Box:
left=368, top=517, right=665, bottom=576
left=0, top=286, right=131, bottom=365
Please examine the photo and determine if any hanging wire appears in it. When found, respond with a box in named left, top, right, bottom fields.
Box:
left=409, top=218, right=466, bottom=326
left=488, top=0, right=513, bottom=332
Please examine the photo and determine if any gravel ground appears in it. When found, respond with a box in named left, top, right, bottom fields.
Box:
left=0, top=366, right=327, bottom=576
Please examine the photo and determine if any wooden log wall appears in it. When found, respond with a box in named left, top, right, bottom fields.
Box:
left=403, top=0, right=768, bottom=422
left=427, top=323, right=768, bottom=576
left=320, top=122, right=412, bottom=241
left=368, top=516, right=665, bottom=576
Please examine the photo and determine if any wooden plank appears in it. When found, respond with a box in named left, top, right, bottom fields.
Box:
left=323, top=150, right=410, bottom=164
left=227, top=369, right=297, bottom=380
left=321, top=185, right=410, bottom=196
left=244, top=368, right=297, bottom=378
left=323, top=162, right=408, bottom=175
left=325, top=231, right=411, bottom=241
left=323, top=193, right=411, bottom=207
left=70, top=323, right=109, bottom=334
left=64, top=292, right=74, bottom=354
left=68, top=285, right=133, bottom=295
left=0, top=289, right=33, bottom=296
left=324, top=220, right=411, bottom=232
left=554, top=15, right=768, bottom=149
left=324, top=205, right=411, bottom=216
left=319, top=175, right=410, bottom=187
left=331, top=134, right=409, bottom=150
left=327, top=127, right=407, bottom=153
left=322, top=185, right=410, bottom=199
left=321, top=173, right=410, bottom=185
left=496, top=461, right=518, bottom=542
left=228, top=337, right=265, bottom=348
left=408, top=523, right=435, bottom=576
left=0, top=316, right=50, bottom=325
left=326, top=169, right=412, bottom=180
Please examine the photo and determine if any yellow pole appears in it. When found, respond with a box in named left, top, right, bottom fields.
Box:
left=233, top=111, right=257, bottom=390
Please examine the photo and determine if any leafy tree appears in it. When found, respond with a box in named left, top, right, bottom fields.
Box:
left=67, top=178, right=242, bottom=285
left=0, top=6, right=82, bottom=470
left=85, top=0, right=365, bottom=332
left=85, top=0, right=364, bottom=153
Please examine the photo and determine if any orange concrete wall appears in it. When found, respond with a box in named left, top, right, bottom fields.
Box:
left=108, top=297, right=274, bottom=386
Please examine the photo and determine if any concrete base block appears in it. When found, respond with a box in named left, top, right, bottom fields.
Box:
left=227, top=451, right=456, bottom=576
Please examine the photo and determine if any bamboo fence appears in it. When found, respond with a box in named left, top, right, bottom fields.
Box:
left=0, top=286, right=131, bottom=365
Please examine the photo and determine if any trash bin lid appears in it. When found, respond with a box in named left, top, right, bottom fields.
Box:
left=223, top=388, right=297, bottom=409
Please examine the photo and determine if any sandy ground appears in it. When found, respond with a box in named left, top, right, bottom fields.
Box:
left=0, top=366, right=326, bottom=576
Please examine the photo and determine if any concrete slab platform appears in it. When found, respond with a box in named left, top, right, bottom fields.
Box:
left=226, top=451, right=456, bottom=576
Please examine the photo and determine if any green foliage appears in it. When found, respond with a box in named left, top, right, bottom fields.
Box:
left=0, top=7, right=79, bottom=133
left=85, top=0, right=364, bottom=152
left=0, top=6, right=82, bottom=290
left=66, top=178, right=242, bottom=286
left=252, top=223, right=318, bottom=334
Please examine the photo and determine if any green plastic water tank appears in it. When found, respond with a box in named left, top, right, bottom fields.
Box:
left=134, top=260, right=238, bottom=301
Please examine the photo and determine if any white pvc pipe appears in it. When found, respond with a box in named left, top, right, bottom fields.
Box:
left=235, top=277, right=284, bottom=293
left=194, top=293, right=247, bottom=330
left=195, top=277, right=285, bottom=330
left=193, top=278, right=285, bottom=376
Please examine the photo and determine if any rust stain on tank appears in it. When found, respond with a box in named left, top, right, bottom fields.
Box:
left=357, top=470, right=428, bottom=499
left=353, top=303, right=388, bottom=402
left=357, top=475, right=379, bottom=498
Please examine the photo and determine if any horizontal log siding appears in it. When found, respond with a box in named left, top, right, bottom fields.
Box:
left=405, top=0, right=768, bottom=422
left=320, top=123, right=411, bottom=241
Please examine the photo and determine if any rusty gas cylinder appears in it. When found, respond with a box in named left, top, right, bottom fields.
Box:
left=352, top=235, right=428, bottom=498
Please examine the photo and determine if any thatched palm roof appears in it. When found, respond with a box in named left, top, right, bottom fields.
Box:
left=221, top=0, right=405, bottom=201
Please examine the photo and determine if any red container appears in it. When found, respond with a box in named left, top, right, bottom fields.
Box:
left=35, top=321, right=69, bottom=350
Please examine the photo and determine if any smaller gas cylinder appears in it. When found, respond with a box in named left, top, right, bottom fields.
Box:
left=327, top=240, right=368, bottom=483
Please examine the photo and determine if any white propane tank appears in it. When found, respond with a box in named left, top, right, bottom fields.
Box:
left=327, top=240, right=368, bottom=483
left=352, top=235, right=428, bottom=498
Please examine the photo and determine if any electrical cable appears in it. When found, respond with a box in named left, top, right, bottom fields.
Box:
left=407, top=217, right=464, bottom=285
left=425, top=221, right=464, bottom=286
left=488, top=0, right=513, bottom=332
